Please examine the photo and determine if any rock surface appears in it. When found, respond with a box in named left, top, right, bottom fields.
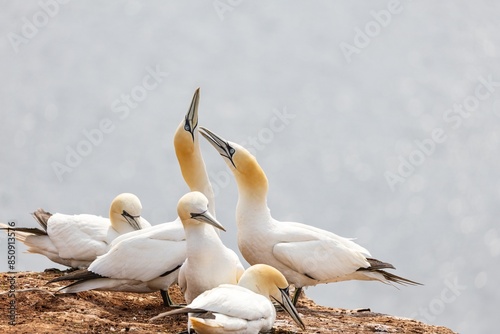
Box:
left=1, top=272, right=456, bottom=334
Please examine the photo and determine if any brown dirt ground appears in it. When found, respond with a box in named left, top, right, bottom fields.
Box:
left=1, top=272, right=456, bottom=334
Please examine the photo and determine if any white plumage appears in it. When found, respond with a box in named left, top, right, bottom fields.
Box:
left=151, top=264, right=305, bottom=334
left=177, top=191, right=244, bottom=304
left=200, top=127, right=421, bottom=304
left=0, top=193, right=150, bottom=268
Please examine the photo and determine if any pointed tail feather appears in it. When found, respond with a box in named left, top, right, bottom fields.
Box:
left=48, top=269, right=103, bottom=283
left=31, top=209, right=52, bottom=231
left=149, top=308, right=207, bottom=322
left=0, top=223, right=48, bottom=236
left=357, top=258, right=422, bottom=286
left=365, top=258, right=395, bottom=270
left=376, top=269, right=422, bottom=286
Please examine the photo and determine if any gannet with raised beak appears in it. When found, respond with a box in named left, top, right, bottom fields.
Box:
left=0, top=193, right=150, bottom=269
left=200, top=127, right=421, bottom=305
left=177, top=191, right=244, bottom=303
left=49, top=89, right=229, bottom=306
left=150, top=264, right=306, bottom=333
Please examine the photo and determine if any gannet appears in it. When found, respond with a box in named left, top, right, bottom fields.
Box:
left=49, top=89, right=228, bottom=306
left=200, top=127, right=421, bottom=305
left=151, top=264, right=306, bottom=333
left=0, top=193, right=150, bottom=269
left=177, top=191, right=244, bottom=303
left=51, top=192, right=224, bottom=305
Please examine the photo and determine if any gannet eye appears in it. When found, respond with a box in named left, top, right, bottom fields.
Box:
left=184, top=123, right=191, bottom=132
left=228, top=147, right=235, bottom=155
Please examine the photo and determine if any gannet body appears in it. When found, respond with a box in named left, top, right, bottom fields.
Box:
left=51, top=219, right=186, bottom=297
left=151, top=264, right=305, bottom=333
left=53, top=193, right=224, bottom=298
left=0, top=193, right=150, bottom=268
left=50, top=89, right=224, bottom=306
left=200, top=127, right=421, bottom=304
left=177, top=192, right=244, bottom=303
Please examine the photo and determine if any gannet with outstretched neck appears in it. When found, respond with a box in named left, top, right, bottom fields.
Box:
left=200, top=127, right=421, bottom=305
left=151, top=264, right=306, bottom=333
left=0, top=193, right=150, bottom=268
left=178, top=191, right=244, bottom=303
left=50, top=89, right=239, bottom=306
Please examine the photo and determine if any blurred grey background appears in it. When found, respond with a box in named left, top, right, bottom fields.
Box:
left=1, top=1, right=499, bottom=333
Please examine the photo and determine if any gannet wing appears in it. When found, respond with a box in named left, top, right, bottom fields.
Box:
left=189, top=285, right=271, bottom=320
left=286, top=221, right=372, bottom=256
left=88, top=227, right=186, bottom=282
left=273, top=237, right=370, bottom=281
left=47, top=214, right=110, bottom=261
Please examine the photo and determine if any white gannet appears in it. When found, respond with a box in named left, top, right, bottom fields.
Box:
left=177, top=192, right=244, bottom=303
left=200, top=127, right=421, bottom=305
left=49, top=89, right=229, bottom=306
left=151, top=264, right=306, bottom=333
left=50, top=193, right=225, bottom=303
left=0, top=193, right=150, bottom=269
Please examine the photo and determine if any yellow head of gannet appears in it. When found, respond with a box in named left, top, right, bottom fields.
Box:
left=109, top=193, right=147, bottom=233
left=236, top=264, right=305, bottom=330
left=177, top=191, right=243, bottom=304
left=177, top=191, right=225, bottom=232
left=150, top=264, right=305, bottom=332
left=199, top=127, right=268, bottom=202
left=174, top=88, right=216, bottom=216
left=199, top=127, right=421, bottom=306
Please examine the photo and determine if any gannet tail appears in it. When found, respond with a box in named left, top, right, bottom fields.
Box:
left=357, top=257, right=422, bottom=286
left=0, top=222, right=47, bottom=236
left=48, top=269, right=102, bottom=283
left=149, top=307, right=207, bottom=322
left=31, top=208, right=52, bottom=231
left=376, top=270, right=423, bottom=286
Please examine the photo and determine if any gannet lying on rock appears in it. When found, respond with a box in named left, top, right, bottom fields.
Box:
left=50, top=192, right=224, bottom=307
left=150, top=264, right=306, bottom=333
left=0, top=193, right=150, bottom=269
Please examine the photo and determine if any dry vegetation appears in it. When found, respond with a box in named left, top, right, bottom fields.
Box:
left=1, top=271, right=455, bottom=334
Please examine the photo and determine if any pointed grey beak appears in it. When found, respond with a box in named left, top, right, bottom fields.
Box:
left=191, top=210, right=226, bottom=232
left=273, top=287, right=306, bottom=330
left=122, top=210, right=142, bottom=230
left=199, top=127, right=236, bottom=168
left=185, top=88, right=200, bottom=141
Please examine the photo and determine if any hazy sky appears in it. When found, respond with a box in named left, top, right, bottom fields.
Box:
left=1, top=2, right=499, bottom=333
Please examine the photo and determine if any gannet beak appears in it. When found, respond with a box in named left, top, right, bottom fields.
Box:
left=199, top=127, right=236, bottom=168
left=184, top=88, right=200, bottom=141
left=273, top=287, right=306, bottom=330
left=121, top=210, right=142, bottom=230
left=191, top=210, right=226, bottom=232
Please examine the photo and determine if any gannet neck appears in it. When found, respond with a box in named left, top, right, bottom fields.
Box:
left=174, top=123, right=216, bottom=216
left=232, top=147, right=269, bottom=206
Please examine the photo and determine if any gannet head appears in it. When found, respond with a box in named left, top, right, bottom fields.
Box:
left=174, top=88, right=199, bottom=156
left=238, top=264, right=306, bottom=330
left=177, top=191, right=226, bottom=231
left=109, top=193, right=143, bottom=232
left=199, top=127, right=268, bottom=195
